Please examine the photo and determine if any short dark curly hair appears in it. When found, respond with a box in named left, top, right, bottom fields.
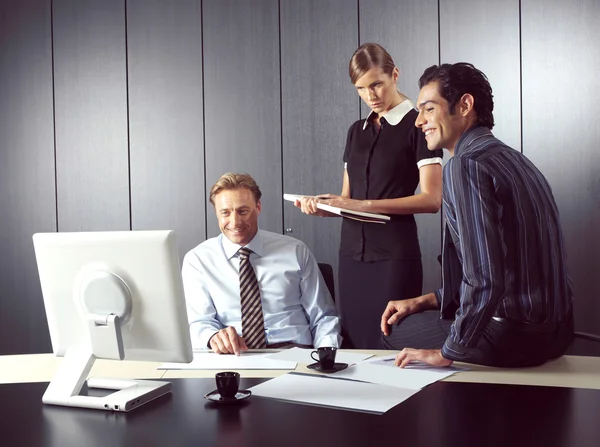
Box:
left=418, top=63, right=494, bottom=129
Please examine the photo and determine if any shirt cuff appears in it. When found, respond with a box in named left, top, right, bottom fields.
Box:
left=441, top=337, right=481, bottom=362
left=417, top=157, right=443, bottom=169
left=314, top=334, right=341, bottom=349
left=434, top=288, right=443, bottom=306
left=198, top=329, right=219, bottom=350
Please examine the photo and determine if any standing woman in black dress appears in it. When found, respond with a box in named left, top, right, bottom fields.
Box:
left=296, top=43, right=443, bottom=349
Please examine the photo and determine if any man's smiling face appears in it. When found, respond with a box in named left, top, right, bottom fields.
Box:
left=415, top=81, right=465, bottom=152
left=214, top=187, right=261, bottom=246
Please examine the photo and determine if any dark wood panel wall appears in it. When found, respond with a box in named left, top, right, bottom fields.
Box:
left=53, top=0, right=131, bottom=232
left=280, top=0, right=358, bottom=295
left=203, top=0, right=282, bottom=237
left=0, top=0, right=598, bottom=355
left=127, top=0, right=206, bottom=257
left=521, top=0, right=600, bottom=354
left=440, top=0, right=521, bottom=152
left=0, top=0, right=55, bottom=354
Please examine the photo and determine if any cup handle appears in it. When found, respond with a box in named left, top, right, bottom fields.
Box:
left=310, top=350, right=320, bottom=363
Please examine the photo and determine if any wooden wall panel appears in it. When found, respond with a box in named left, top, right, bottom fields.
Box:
left=440, top=0, right=521, bottom=151
left=360, top=0, right=442, bottom=294
left=53, top=0, right=130, bottom=231
left=280, top=0, right=359, bottom=288
left=522, top=0, right=600, bottom=353
left=202, top=0, right=281, bottom=236
left=2, top=0, right=599, bottom=358
left=0, top=0, right=55, bottom=354
left=127, top=0, right=205, bottom=258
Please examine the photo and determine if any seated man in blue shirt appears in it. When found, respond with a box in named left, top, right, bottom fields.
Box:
left=183, top=172, right=341, bottom=354
left=380, top=63, right=573, bottom=368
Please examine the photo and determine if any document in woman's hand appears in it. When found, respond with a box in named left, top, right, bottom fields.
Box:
left=283, top=193, right=390, bottom=223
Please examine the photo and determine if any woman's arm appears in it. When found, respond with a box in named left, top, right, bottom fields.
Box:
left=341, top=168, right=350, bottom=198
left=318, top=163, right=442, bottom=215
left=295, top=168, right=349, bottom=217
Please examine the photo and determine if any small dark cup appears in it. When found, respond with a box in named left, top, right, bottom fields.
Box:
left=310, top=347, right=337, bottom=370
left=215, top=371, right=240, bottom=398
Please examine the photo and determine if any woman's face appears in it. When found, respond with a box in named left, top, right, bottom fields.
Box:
left=354, top=66, right=399, bottom=115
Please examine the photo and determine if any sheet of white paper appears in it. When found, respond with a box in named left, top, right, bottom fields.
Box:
left=333, top=362, right=456, bottom=390
left=193, top=348, right=273, bottom=353
left=158, top=352, right=296, bottom=370
left=264, top=347, right=373, bottom=365
left=366, top=355, right=469, bottom=373
left=248, top=373, right=417, bottom=414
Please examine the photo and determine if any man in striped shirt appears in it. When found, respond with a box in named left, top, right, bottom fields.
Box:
left=380, top=63, right=574, bottom=368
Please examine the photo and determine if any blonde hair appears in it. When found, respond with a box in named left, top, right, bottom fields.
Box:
left=349, top=43, right=396, bottom=85
left=209, top=173, right=262, bottom=206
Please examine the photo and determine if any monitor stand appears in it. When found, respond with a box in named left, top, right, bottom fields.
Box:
left=42, top=346, right=171, bottom=412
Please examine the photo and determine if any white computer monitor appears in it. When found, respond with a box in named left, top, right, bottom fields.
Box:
left=32, top=230, right=193, bottom=412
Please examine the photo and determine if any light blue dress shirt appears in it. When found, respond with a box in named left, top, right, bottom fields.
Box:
left=182, top=230, right=341, bottom=349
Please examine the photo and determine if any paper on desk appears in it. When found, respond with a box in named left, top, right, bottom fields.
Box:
left=248, top=373, right=417, bottom=414
left=264, top=347, right=373, bottom=365
left=366, top=355, right=469, bottom=373
left=333, top=361, right=456, bottom=390
left=158, top=352, right=296, bottom=370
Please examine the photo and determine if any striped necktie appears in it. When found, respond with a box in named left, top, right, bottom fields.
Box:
left=238, top=247, right=267, bottom=348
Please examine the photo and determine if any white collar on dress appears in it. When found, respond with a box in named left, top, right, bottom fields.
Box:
left=362, top=99, right=416, bottom=130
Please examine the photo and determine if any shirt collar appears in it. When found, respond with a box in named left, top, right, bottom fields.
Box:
left=362, top=99, right=415, bottom=130
left=221, top=230, right=264, bottom=260
left=454, top=125, right=494, bottom=156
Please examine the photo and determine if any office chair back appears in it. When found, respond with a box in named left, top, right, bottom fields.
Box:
left=318, top=263, right=335, bottom=302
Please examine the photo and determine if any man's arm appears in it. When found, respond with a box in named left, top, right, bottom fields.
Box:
left=297, top=246, right=341, bottom=348
left=380, top=293, right=439, bottom=336
left=441, top=157, right=506, bottom=361
left=181, top=252, right=226, bottom=349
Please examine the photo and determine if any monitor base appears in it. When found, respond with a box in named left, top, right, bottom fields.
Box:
left=42, top=346, right=171, bottom=412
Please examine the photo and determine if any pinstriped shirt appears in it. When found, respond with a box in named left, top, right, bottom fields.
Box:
left=436, top=126, right=573, bottom=360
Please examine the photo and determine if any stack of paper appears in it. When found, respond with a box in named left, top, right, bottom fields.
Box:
left=248, top=373, right=418, bottom=414
left=248, top=354, right=464, bottom=414
left=332, top=362, right=456, bottom=389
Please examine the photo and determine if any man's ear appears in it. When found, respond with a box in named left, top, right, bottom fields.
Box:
left=256, top=200, right=261, bottom=215
left=458, top=93, right=475, bottom=117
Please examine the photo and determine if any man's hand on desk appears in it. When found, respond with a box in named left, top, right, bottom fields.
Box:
left=209, top=327, right=248, bottom=356
left=394, top=348, right=453, bottom=368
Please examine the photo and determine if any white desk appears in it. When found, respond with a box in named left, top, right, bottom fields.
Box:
left=1, top=351, right=599, bottom=390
